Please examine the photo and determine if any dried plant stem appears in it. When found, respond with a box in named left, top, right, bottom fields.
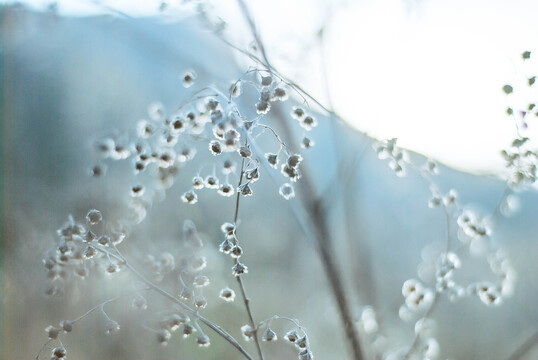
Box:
left=270, top=98, right=364, bottom=359
left=233, top=154, right=265, bottom=360
left=245, top=127, right=364, bottom=359
left=506, top=331, right=538, bottom=360
left=233, top=2, right=364, bottom=356
left=93, top=245, right=254, bottom=360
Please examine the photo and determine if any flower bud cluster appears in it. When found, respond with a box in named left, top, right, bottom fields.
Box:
left=156, top=312, right=190, bottom=346
left=255, top=74, right=289, bottom=115
left=175, top=220, right=211, bottom=313
left=43, top=211, right=127, bottom=297
left=374, top=138, right=407, bottom=177
left=501, top=137, right=537, bottom=187
left=399, top=279, right=434, bottom=318
left=284, top=329, right=314, bottom=359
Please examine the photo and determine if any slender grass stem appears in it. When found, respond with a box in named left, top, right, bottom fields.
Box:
left=232, top=151, right=265, bottom=360
left=91, top=244, right=254, bottom=360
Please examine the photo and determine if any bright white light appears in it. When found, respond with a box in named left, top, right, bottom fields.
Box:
left=326, top=0, right=538, bottom=173
left=6, top=0, right=538, bottom=173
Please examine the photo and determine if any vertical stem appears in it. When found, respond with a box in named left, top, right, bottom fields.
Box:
left=233, top=154, right=265, bottom=360
left=231, top=1, right=364, bottom=353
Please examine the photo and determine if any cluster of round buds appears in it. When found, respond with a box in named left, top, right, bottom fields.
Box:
left=145, top=252, right=176, bottom=282
left=218, top=222, right=243, bottom=266
left=401, top=279, right=434, bottom=313
left=435, top=252, right=461, bottom=281
left=357, top=307, right=379, bottom=334
left=442, top=189, right=458, bottom=207
left=159, top=313, right=190, bottom=332
left=428, top=188, right=457, bottom=209
left=90, top=98, right=211, bottom=209
left=427, top=186, right=456, bottom=209
left=284, top=330, right=313, bottom=359
left=374, top=138, right=407, bottom=177
left=467, top=282, right=504, bottom=306
left=291, top=107, right=318, bottom=131
left=434, top=252, right=465, bottom=300
left=157, top=313, right=196, bottom=346
left=184, top=170, right=237, bottom=202
left=424, top=159, right=439, bottom=175
left=44, top=211, right=129, bottom=295
left=93, top=137, right=131, bottom=161
left=501, top=138, right=537, bottom=187
left=503, top=52, right=537, bottom=118
left=177, top=220, right=211, bottom=309
left=456, top=210, right=491, bottom=253
left=281, top=153, right=303, bottom=182
left=255, top=75, right=289, bottom=114
left=487, top=250, right=517, bottom=297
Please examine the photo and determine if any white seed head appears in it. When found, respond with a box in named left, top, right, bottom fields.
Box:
left=105, top=320, right=120, bottom=334
left=197, top=332, right=211, bottom=347
left=52, top=347, right=67, bottom=359
left=182, top=70, right=197, bottom=88
left=262, top=327, right=277, bottom=342
left=279, top=183, right=295, bottom=200
left=284, top=330, right=299, bottom=343
left=157, top=329, right=171, bottom=345
left=86, top=209, right=102, bottom=225
left=193, top=275, right=210, bottom=287
left=232, top=262, right=248, bottom=276
left=219, top=287, right=236, bottom=302
left=241, top=324, right=255, bottom=341
left=181, top=190, right=198, bottom=204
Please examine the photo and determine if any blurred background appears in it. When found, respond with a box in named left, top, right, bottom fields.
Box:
left=2, top=1, right=538, bottom=360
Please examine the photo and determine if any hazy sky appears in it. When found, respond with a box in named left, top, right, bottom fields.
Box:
left=326, top=0, right=538, bottom=173
left=6, top=0, right=538, bottom=173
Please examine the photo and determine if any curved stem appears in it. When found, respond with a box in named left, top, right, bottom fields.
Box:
left=91, top=244, right=254, bottom=360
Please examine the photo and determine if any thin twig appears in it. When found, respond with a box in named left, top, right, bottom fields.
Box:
left=236, top=0, right=273, bottom=76
left=91, top=244, right=254, bottom=360
left=232, top=150, right=265, bottom=360
left=231, top=2, right=365, bottom=357
left=506, top=331, right=538, bottom=360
